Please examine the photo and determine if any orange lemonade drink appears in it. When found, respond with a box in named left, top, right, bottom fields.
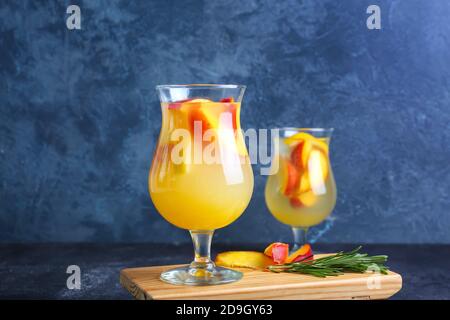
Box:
left=149, top=98, right=253, bottom=231
left=265, top=130, right=336, bottom=228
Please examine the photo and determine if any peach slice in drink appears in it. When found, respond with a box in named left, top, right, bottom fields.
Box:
left=283, top=132, right=331, bottom=207
left=299, top=172, right=311, bottom=193
left=176, top=99, right=247, bottom=157
left=278, top=157, right=300, bottom=196
left=307, top=149, right=329, bottom=193
left=286, top=132, right=329, bottom=168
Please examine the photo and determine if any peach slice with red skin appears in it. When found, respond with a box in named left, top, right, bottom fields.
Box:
left=285, top=244, right=313, bottom=263
left=188, top=108, right=216, bottom=133
left=290, top=141, right=304, bottom=169
left=181, top=99, right=216, bottom=133
left=285, top=132, right=330, bottom=208
left=288, top=137, right=313, bottom=170
left=286, top=132, right=329, bottom=168
left=289, top=197, right=303, bottom=208
left=279, top=158, right=300, bottom=196
left=218, top=98, right=239, bottom=131
left=168, top=98, right=195, bottom=110
left=172, top=98, right=244, bottom=157
left=182, top=98, right=239, bottom=134
left=220, top=97, right=235, bottom=103
left=215, top=244, right=314, bottom=269
left=285, top=132, right=329, bottom=155
left=263, top=242, right=289, bottom=264
left=218, top=97, right=238, bottom=130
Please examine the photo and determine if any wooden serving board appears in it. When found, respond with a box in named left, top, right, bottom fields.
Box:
left=120, top=255, right=402, bottom=300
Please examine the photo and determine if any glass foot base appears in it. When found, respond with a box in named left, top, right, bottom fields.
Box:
left=160, top=265, right=243, bottom=286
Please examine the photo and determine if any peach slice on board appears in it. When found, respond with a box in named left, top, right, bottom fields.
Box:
left=263, top=242, right=289, bottom=264
left=285, top=244, right=314, bottom=263
left=215, top=251, right=273, bottom=270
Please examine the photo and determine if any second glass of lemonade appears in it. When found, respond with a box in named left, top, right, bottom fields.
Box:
left=265, top=128, right=336, bottom=251
left=149, top=84, right=253, bottom=285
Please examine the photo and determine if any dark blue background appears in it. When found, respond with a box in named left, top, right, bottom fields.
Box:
left=0, top=0, right=449, bottom=243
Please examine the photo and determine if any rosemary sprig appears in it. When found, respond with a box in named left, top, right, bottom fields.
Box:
left=268, top=246, right=389, bottom=277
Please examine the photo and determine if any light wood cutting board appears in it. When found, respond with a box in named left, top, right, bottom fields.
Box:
left=120, top=256, right=402, bottom=300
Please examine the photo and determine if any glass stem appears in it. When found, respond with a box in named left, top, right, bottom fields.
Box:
left=189, top=230, right=215, bottom=270
left=291, top=227, right=308, bottom=252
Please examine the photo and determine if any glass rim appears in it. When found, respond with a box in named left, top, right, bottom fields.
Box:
left=156, top=84, right=246, bottom=90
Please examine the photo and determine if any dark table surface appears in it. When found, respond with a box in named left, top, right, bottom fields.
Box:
left=0, top=243, right=449, bottom=299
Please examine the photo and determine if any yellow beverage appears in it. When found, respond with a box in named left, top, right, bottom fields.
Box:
left=151, top=84, right=251, bottom=286
left=265, top=131, right=336, bottom=228
left=149, top=99, right=253, bottom=230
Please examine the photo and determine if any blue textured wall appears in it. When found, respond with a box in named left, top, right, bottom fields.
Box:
left=0, top=0, right=449, bottom=243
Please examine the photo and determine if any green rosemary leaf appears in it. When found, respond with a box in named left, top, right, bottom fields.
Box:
left=268, top=246, right=389, bottom=277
